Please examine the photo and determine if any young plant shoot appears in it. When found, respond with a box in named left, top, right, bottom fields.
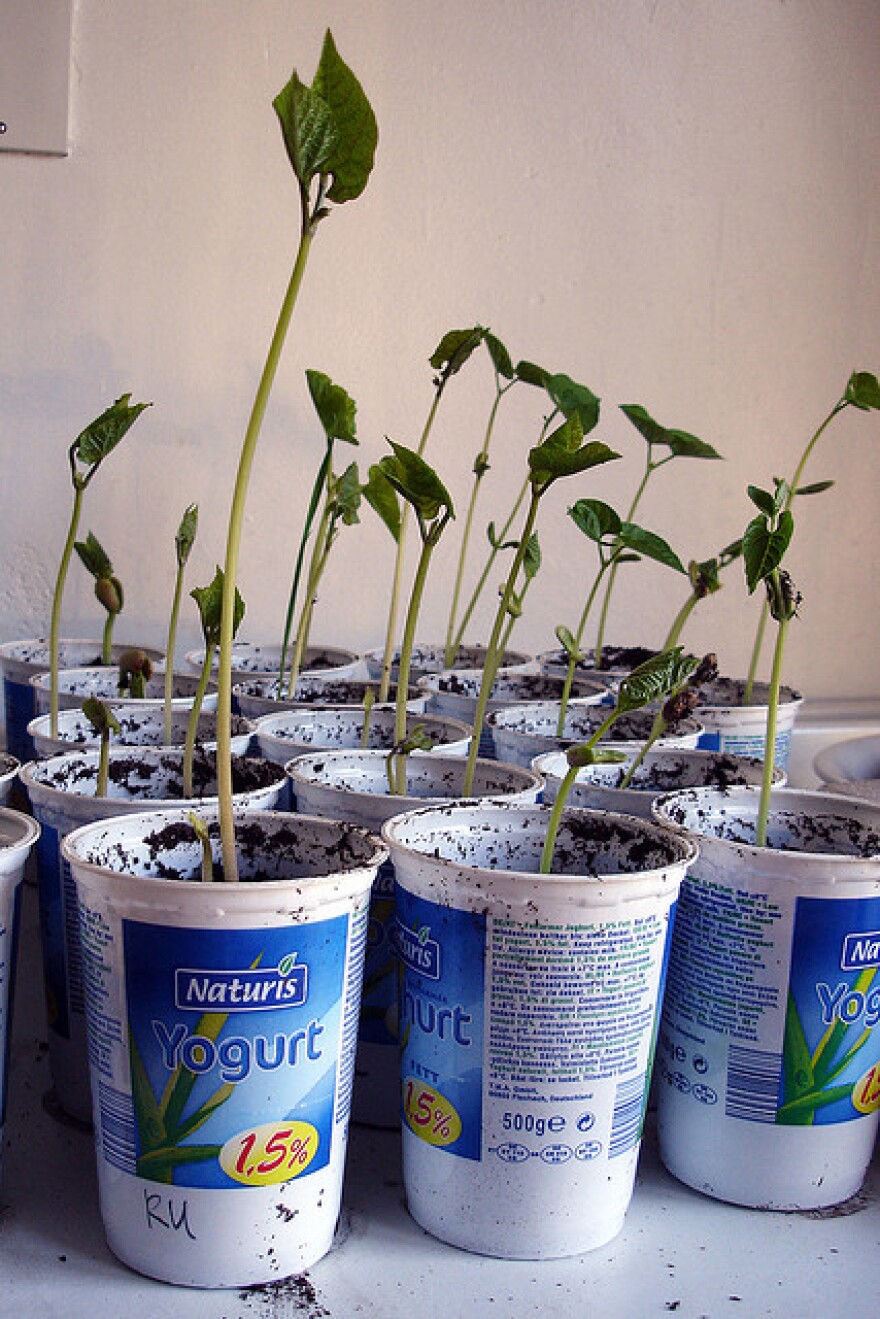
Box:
left=373, top=441, right=454, bottom=794
left=215, top=31, right=377, bottom=881
left=539, top=647, right=701, bottom=873
left=188, top=811, right=215, bottom=884
left=49, top=395, right=150, bottom=736
left=117, top=648, right=153, bottom=698
left=743, top=479, right=799, bottom=846
left=461, top=407, right=619, bottom=796
left=443, top=331, right=520, bottom=666
left=164, top=504, right=198, bottom=744
left=187, top=568, right=244, bottom=800
left=451, top=362, right=601, bottom=658
left=617, top=651, right=718, bottom=788
left=81, top=696, right=120, bottom=799
left=375, top=326, right=485, bottom=701
left=279, top=369, right=358, bottom=691
left=73, top=532, right=124, bottom=665
left=660, top=540, right=742, bottom=651
left=592, top=404, right=722, bottom=667
left=744, top=370, right=880, bottom=697
left=282, top=371, right=361, bottom=692
left=554, top=497, right=685, bottom=735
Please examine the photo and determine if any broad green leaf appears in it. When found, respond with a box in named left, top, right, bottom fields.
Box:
left=555, top=625, right=581, bottom=659
left=718, top=538, right=743, bottom=566
left=794, top=480, right=834, bottom=496
left=175, top=504, right=199, bottom=568
left=330, top=461, right=362, bottom=525
left=743, top=511, right=794, bottom=593
left=688, top=557, right=721, bottom=595
left=73, top=394, right=151, bottom=472
left=747, top=484, right=777, bottom=518
left=522, top=532, right=541, bottom=581
left=378, top=441, right=454, bottom=524
left=515, top=359, right=551, bottom=388
left=486, top=522, right=518, bottom=551
left=547, top=374, right=600, bottom=433
left=619, top=523, right=686, bottom=573
left=306, top=368, right=358, bottom=444
left=363, top=464, right=401, bottom=542
left=273, top=72, right=338, bottom=191
left=620, top=403, right=722, bottom=460
left=569, top=498, right=621, bottom=542
left=529, top=414, right=618, bottom=489
left=616, top=647, right=699, bottom=714
left=311, top=30, right=378, bottom=203
left=191, top=567, right=245, bottom=647
left=429, top=326, right=485, bottom=377
left=74, top=530, right=112, bottom=580
left=81, top=697, right=120, bottom=739
left=566, top=743, right=626, bottom=768
left=484, top=331, right=514, bottom=380
left=845, top=370, right=880, bottom=410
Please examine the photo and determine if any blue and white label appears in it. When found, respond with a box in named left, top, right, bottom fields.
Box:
left=76, top=901, right=365, bottom=1191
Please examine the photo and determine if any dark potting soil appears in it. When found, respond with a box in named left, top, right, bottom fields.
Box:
left=665, top=796, right=880, bottom=857
left=612, top=753, right=758, bottom=792
left=36, top=750, right=283, bottom=798
left=139, top=814, right=378, bottom=883
left=437, top=672, right=596, bottom=699
left=546, top=644, right=657, bottom=673
left=696, top=676, right=802, bottom=707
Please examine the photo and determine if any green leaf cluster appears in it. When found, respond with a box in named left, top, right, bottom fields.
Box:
left=273, top=30, right=377, bottom=213
left=528, top=415, right=619, bottom=492
left=192, top=567, right=245, bottom=648
left=70, top=394, right=151, bottom=488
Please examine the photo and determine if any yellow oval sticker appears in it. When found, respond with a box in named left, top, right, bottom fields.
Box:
left=220, top=1120, right=319, bottom=1186
left=852, top=1062, right=880, bottom=1115
left=402, top=1077, right=462, bottom=1146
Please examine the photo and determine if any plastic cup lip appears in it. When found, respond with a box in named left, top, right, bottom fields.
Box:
left=61, top=804, right=387, bottom=899
left=285, top=747, right=543, bottom=801
left=653, top=784, right=880, bottom=867
left=0, top=805, right=41, bottom=856
left=382, top=798, right=698, bottom=892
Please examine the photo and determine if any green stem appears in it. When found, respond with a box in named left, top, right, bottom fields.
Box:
left=746, top=399, right=847, bottom=696
left=462, top=493, right=540, bottom=796
left=217, top=223, right=314, bottom=882
left=287, top=501, right=334, bottom=691
left=556, top=564, right=609, bottom=737
left=164, top=563, right=185, bottom=745
left=183, top=646, right=214, bottom=800
left=755, top=607, right=788, bottom=848
left=49, top=487, right=83, bottom=738
left=96, top=729, right=110, bottom=798
left=279, top=442, right=332, bottom=692
left=101, top=612, right=114, bottom=666
left=444, top=386, right=506, bottom=665
left=449, top=473, right=530, bottom=662
left=393, top=534, right=438, bottom=794
left=593, top=453, right=659, bottom=664
left=661, top=590, right=699, bottom=652
left=378, top=388, right=444, bottom=703
left=539, top=763, right=579, bottom=874
left=618, top=707, right=666, bottom=789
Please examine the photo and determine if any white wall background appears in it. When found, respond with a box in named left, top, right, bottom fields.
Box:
left=1, top=0, right=877, bottom=698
